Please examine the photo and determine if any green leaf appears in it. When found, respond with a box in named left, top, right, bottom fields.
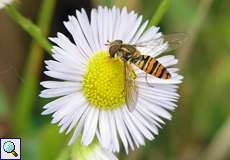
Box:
left=5, top=4, right=52, bottom=53
left=12, top=0, right=56, bottom=134
left=148, top=0, right=171, bottom=27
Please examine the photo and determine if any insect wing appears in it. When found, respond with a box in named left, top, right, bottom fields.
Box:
left=134, top=33, right=188, bottom=52
left=124, top=62, right=138, bottom=112
left=163, top=33, right=188, bottom=52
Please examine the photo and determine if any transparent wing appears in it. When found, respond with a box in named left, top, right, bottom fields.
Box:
left=163, top=33, right=188, bottom=52
left=134, top=33, right=188, bottom=53
left=124, top=62, right=138, bottom=112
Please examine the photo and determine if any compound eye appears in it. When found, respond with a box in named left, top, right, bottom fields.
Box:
left=109, top=45, right=120, bottom=57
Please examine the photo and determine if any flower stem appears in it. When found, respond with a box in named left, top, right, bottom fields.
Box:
left=5, top=4, right=52, bottom=54
left=148, top=0, right=171, bottom=27
left=13, top=0, right=56, bottom=134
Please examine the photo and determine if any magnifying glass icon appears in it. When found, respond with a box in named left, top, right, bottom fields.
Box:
left=3, top=141, right=18, bottom=157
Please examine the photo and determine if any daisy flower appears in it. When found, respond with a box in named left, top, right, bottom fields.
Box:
left=0, top=0, right=13, bottom=9
left=40, top=6, right=183, bottom=153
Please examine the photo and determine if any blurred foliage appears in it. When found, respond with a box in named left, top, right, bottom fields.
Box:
left=0, top=86, right=8, bottom=117
left=0, top=0, right=230, bottom=160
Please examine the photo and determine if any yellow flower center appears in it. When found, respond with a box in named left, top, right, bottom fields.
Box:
left=82, top=51, right=125, bottom=110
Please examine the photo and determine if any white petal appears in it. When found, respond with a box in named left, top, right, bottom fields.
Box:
left=133, top=109, right=158, bottom=135
left=51, top=93, right=86, bottom=124
left=41, top=93, right=75, bottom=115
left=107, top=8, right=113, bottom=41
left=76, top=9, right=97, bottom=53
left=99, top=110, right=112, bottom=148
left=82, top=107, right=99, bottom=145
left=113, top=8, right=121, bottom=40
left=137, top=103, right=165, bottom=125
left=131, top=111, right=154, bottom=140
left=138, top=98, right=172, bottom=120
left=102, top=7, right=109, bottom=47
left=64, top=16, right=91, bottom=59
left=114, top=108, right=129, bottom=153
left=121, top=107, right=143, bottom=149
left=39, top=87, right=78, bottom=98
left=139, top=87, right=179, bottom=101
left=157, top=55, right=178, bottom=67
left=108, top=111, right=120, bottom=152
left=137, top=75, right=182, bottom=85
left=49, top=33, right=87, bottom=65
left=58, top=98, right=88, bottom=134
left=97, top=6, right=107, bottom=49
left=131, top=20, right=149, bottom=43
left=124, top=15, right=143, bottom=43
left=142, top=93, right=177, bottom=111
left=68, top=106, right=91, bottom=145
left=40, top=81, right=80, bottom=89
left=50, top=46, right=86, bottom=70
left=137, top=26, right=160, bottom=44
left=138, top=83, right=179, bottom=98
left=90, top=9, right=101, bottom=51
left=45, top=60, right=84, bottom=75
left=66, top=103, right=88, bottom=134
left=44, top=71, right=82, bottom=82
left=137, top=106, right=163, bottom=129
left=120, top=111, right=135, bottom=151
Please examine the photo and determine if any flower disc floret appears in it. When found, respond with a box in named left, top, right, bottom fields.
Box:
left=82, top=51, right=125, bottom=109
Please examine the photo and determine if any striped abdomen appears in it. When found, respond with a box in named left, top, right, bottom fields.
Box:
left=130, top=55, right=171, bottom=79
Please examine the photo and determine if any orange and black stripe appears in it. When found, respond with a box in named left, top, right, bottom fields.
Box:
left=130, top=55, right=171, bottom=79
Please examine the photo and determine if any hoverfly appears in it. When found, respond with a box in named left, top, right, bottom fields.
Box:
left=107, top=33, right=187, bottom=112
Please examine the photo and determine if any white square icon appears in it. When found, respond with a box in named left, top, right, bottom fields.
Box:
left=0, top=138, right=21, bottom=160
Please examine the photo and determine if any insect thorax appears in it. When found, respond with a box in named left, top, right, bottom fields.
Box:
left=109, top=40, right=139, bottom=62
left=118, top=45, right=139, bottom=60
